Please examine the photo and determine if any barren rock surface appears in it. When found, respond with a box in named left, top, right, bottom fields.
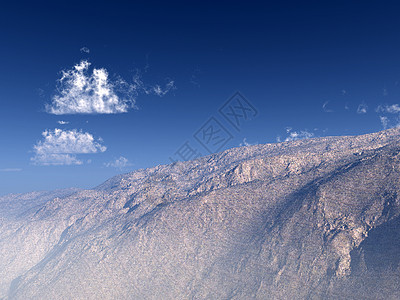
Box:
left=1, top=128, right=400, bottom=299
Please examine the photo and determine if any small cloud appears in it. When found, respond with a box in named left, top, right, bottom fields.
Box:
left=80, top=47, right=90, bottom=53
left=279, top=127, right=314, bottom=142
left=0, top=168, right=22, bottom=172
left=322, top=101, right=334, bottom=113
left=145, top=80, right=176, bottom=97
left=285, top=130, right=314, bottom=142
left=57, top=120, right=69, bottom=125
left=357, top=102, right=368, bottom=114
left=130, top=70, right=176, bottom=97
left=31, top=128, right=106, bottom=166
left=375, top=104, right=400, bottom=129
left=376, top=104, right=400, bottom=114
left=341, top=89, right=347, bottom=95
left=239, top=138, right=254, bottom=147
left=105, top=156, right=132, bottom=169
left=344, top=103, right=350, bottom=110
left=379, top=116, right=389, bottom=129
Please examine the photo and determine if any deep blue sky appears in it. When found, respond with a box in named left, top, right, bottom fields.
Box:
left=1, top=1, right=400, bottom=194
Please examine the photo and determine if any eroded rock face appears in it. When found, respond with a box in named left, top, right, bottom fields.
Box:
left=1, top=129, right=400, bottom=299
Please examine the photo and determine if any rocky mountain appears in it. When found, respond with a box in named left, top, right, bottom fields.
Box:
left=1, top=128, right=400, bottom=299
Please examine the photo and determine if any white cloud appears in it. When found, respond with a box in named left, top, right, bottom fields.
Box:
left=357, top=102, right=368, bottom=114
left=285, top=130, right=314, bottom=141
left=80, top=47, right=90, bottom=53
left=0, top=168, right=22, bottom=172
left=376, top=104, right=400, bottom=114
left=57, top=120, right=69, bottom=125
left=375, top=104, right=400, bottom=129
left=105, top=156, right=132, bottom=169
left=46, top=60, right=134, bottom=115
left=379, top=116, right=389, bottom=129
left=31, top=128, right=106, bottom=166
left=46, top=60, right=175, bottom=115
left=278, top=128, right=314, bottom=142
left=239, top=138, right=254, bottom=147
left=322, top=101, right=333, bottom=113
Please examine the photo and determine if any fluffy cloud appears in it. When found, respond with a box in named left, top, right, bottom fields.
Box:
left=31, top=128, right=106, bottom=166
left=57, top=120, right=69, bottom=125
left=46, top=60, right=175, bottom=115
left=105, top=156, right=132, bottom=169
left=46, top=60, right=134, bottom=115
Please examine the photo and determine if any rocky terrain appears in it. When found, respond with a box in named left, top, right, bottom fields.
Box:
left=1, top=128, right=400, bottom=299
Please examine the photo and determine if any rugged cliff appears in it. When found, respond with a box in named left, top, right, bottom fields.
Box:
left=1, top=128, right=400, bottom=299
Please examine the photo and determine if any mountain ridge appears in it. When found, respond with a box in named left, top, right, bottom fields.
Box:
left=1, top=128, right=400, bottom=299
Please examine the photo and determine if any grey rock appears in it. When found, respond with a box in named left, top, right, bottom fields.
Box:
left=1, top=128, right=400, bottom=299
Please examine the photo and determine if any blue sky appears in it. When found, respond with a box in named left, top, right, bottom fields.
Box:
left=2, top=1, right=400, bottom=194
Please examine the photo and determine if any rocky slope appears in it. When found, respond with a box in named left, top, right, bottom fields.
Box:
left=1, top=128, right=400, bottom=299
